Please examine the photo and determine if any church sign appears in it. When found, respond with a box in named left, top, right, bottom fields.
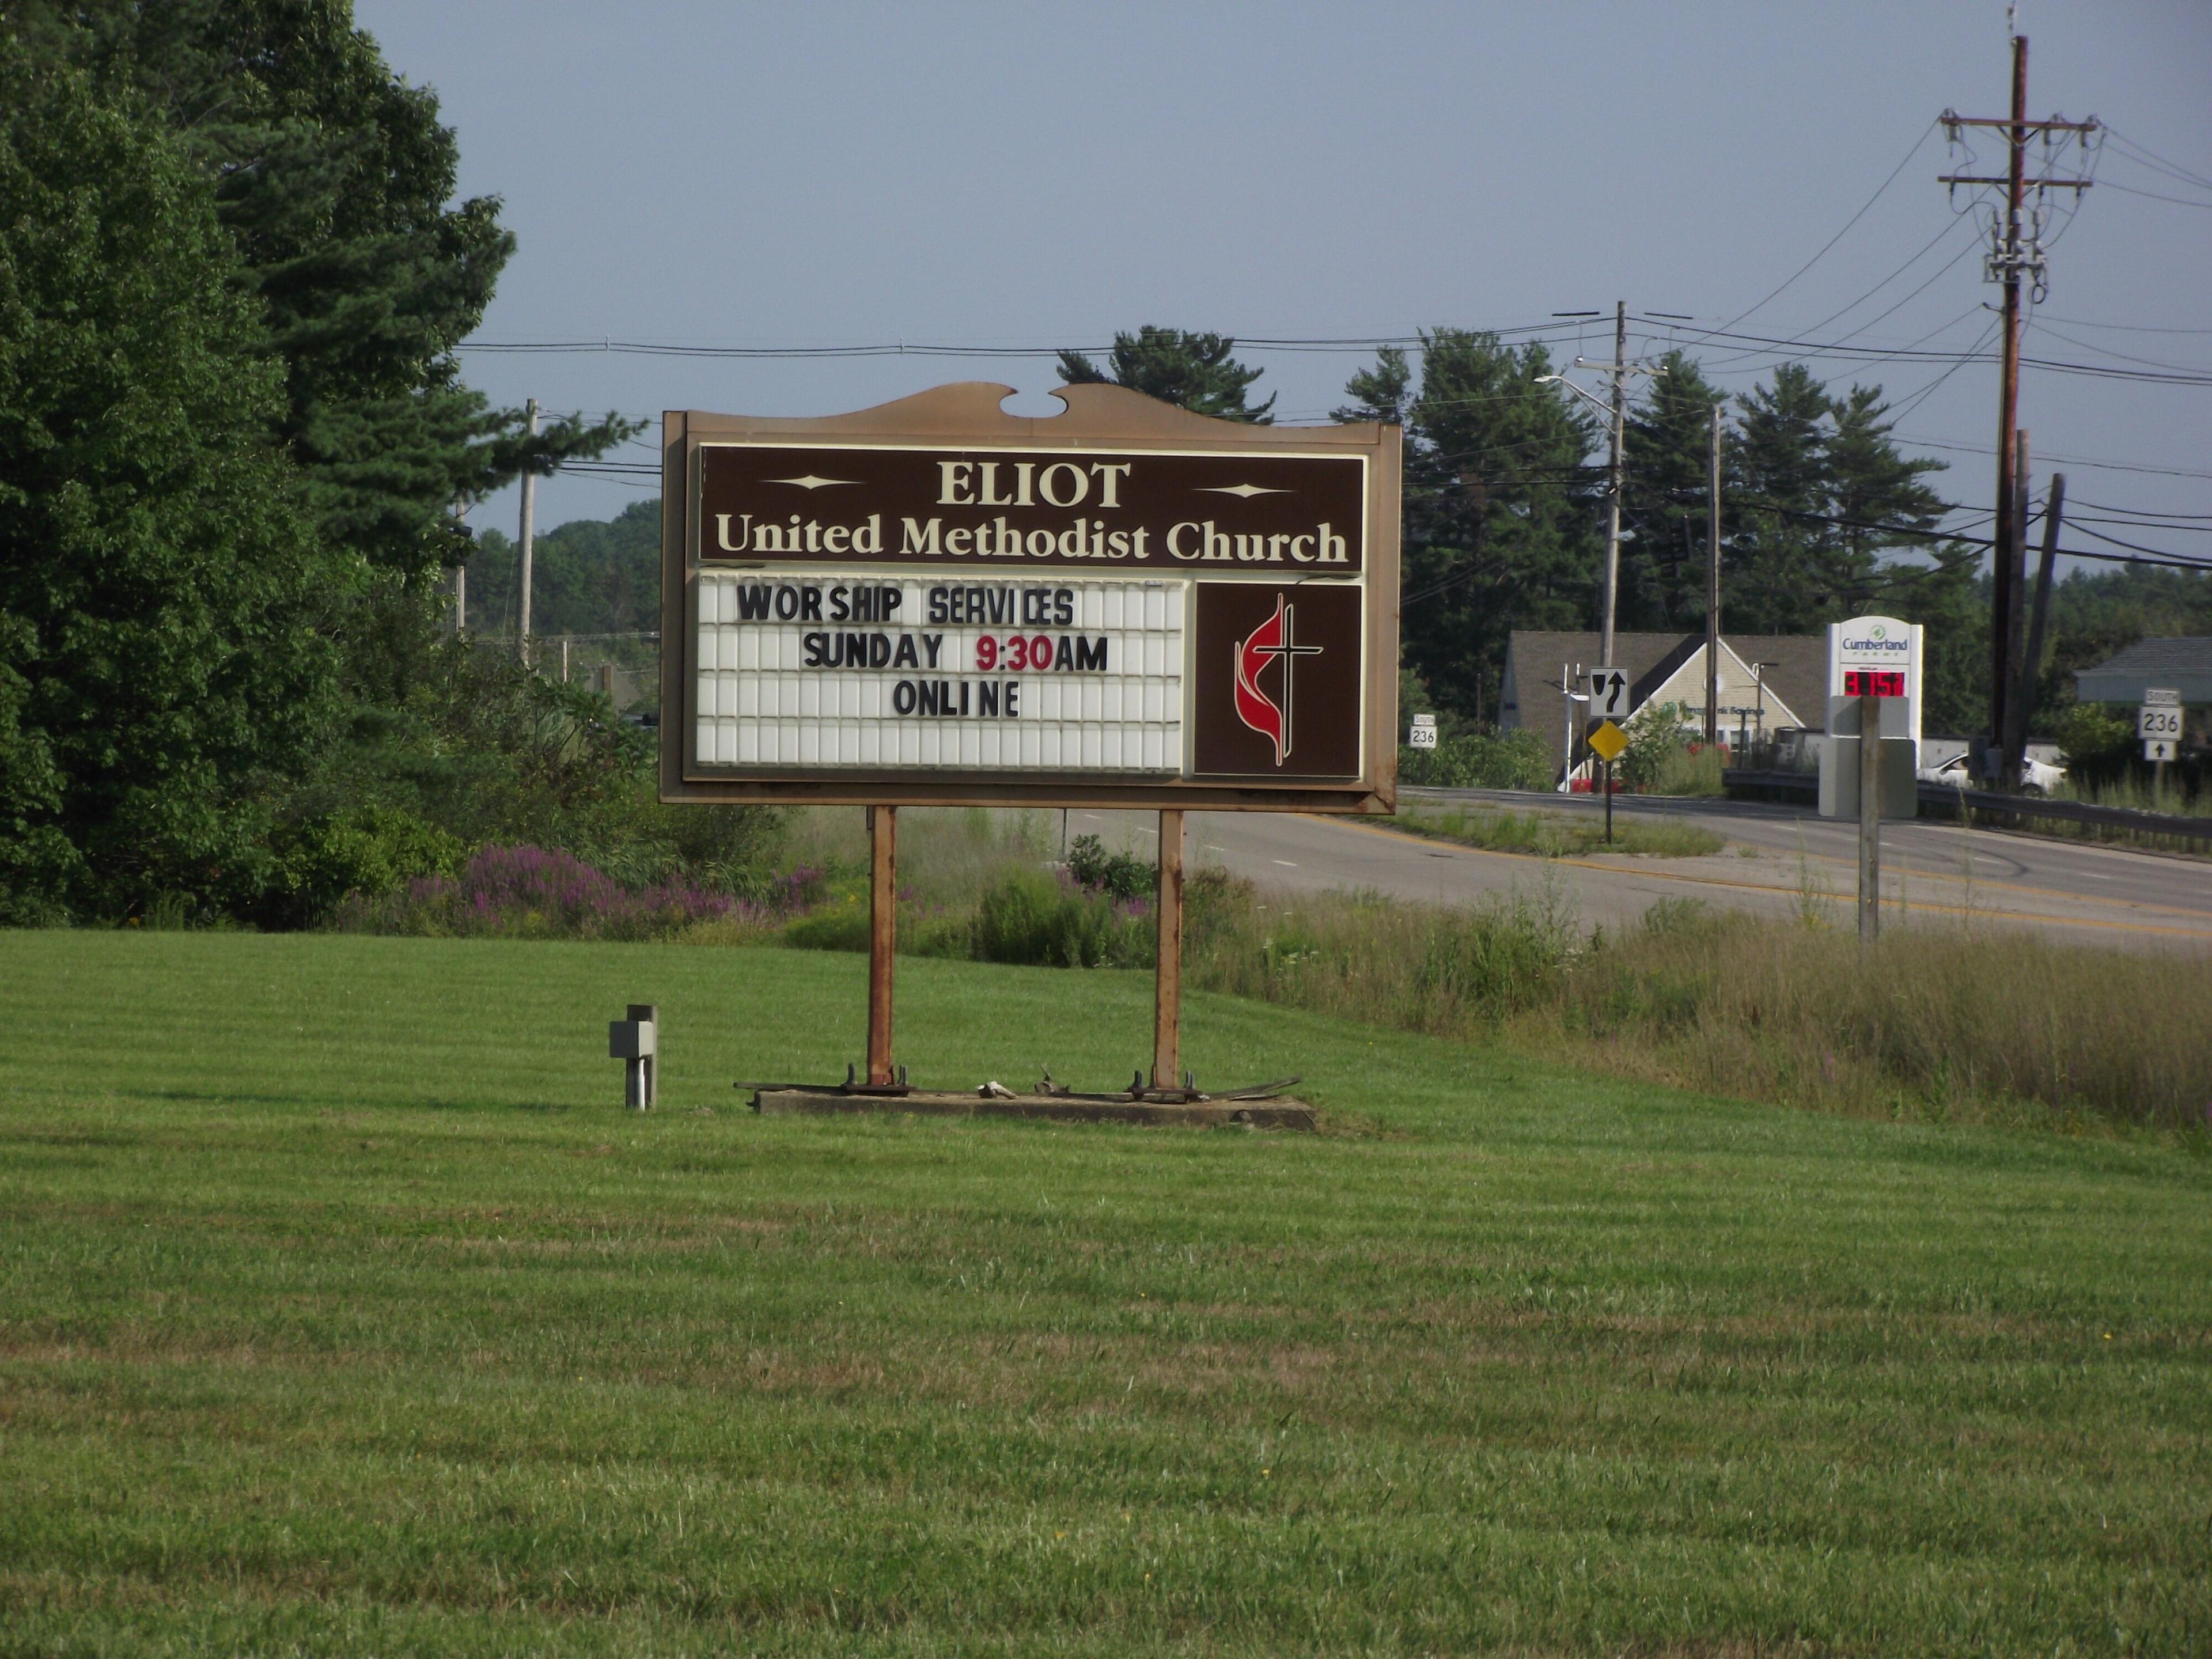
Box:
left=659, top=382, right=1400, bottom=810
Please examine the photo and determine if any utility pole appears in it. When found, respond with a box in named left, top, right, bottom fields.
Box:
left=2001, top=430, right=2032, bottom=775
left=517, top=397, right=539, bottom=665
left=1600, top=301, right=1628, bottom=666
left=1938, top=31, right=2095, bottom=782
left=2016, top=471, right=2065, bottom=768
left=1858, top=685, right=1881, bottom=945
left=1705, top=402, right=1723, bottom=749
left=1537, top=304, right=1660, bottom=669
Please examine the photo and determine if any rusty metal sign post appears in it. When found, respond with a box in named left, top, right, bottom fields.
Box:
left=662, top=382, right=1400, bottom=1115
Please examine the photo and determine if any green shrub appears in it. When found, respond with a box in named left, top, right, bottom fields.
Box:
left=2054, top=702, right=2136, bottom=791
left=1649, top=742, right=1726, bottom=796
left=1613, top=696, right=1729, bottom=797
left=972, top=868, right=1153, bottom=968
left=250, top=806, right=465, bottom=929
left=783, top=894, right=873, bottom=953
left=1065, top=833, right=1155, bottom=901
left=1410, top=903, right=1576, bottom=1020
left=1398, top=728, right=1552, bottom=790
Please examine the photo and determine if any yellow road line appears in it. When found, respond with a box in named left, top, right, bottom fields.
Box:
left=1389, top=807, right=2212, bottom=920
left=1711, top=837, right=2212, bottom=919
left=1308, top=815, right=2212, bottom=942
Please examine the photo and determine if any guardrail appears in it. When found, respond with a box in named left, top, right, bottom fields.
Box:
left=1721, top=768, right=1817, bottom=805
left=1722, top=768, right=2212, bottom=844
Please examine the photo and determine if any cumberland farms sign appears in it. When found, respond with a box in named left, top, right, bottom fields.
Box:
left=659, top=383, right=1401, bottom=809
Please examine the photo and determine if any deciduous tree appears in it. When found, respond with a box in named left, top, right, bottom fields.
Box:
left=0, top=46, right=343, bottom=919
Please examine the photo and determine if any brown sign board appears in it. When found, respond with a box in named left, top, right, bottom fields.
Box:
left=660, top=381, right=1400, bottom=810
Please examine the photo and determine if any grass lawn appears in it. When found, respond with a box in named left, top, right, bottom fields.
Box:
left=2, top=931, right=2207, bottom=1656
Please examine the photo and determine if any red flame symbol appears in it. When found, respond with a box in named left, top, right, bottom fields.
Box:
left=1233, top=595, right=1320, bottom=767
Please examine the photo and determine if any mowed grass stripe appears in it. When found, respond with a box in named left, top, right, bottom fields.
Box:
left=0, top=931, right=2206, bottom=1655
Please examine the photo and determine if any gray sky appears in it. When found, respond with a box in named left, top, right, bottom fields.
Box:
left=355, top=1, right=2212, bottom=568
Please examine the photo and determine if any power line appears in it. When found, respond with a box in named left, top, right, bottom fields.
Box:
left=1882, top=317, right=2003, bottom=423
left=1687, top=122, right=1940, bottom=340
left=2070, top=497, right=2212, bottom=521
left=1752, top=503, right=2209, bottom=572
left=480, top=320, right=2212, bottom=389
left=2069, top=521, right=2212, bottom=559
left=1892, top=434, right=2212, bottom=481
left=2039, top=316, right=2212, bottom=335
left=456, top=324, right=1591, bottom=361
left=2027, top=320, right=2212, bottom=375
left=2100, top=123, right=2212, bottom=192
left=2069, top=513, right=2212, bottom=535
left=2094, top=178, right=2212, bottom=211
left=1779, top=214, right=1980, bottom=344
left=1641, top=320, right=2212, bottom=385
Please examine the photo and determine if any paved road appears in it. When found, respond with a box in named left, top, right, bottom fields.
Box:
left=1069, top=789, right=2212, bottom=952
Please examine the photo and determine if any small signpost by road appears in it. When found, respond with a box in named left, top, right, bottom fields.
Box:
left=1586, top=667, right=1630, bottom=846
left=1820, top=616, right=1923, bottom=942
left=661, top=381, right=1400, bottom=1117
left=2141, top=690, right=2181, bottom=785
left=1585, top=715, right=1628, bottom=844
left=1408, top=713, right=1437, bottom=749
left=1588, top=666, right=1630, bottom=722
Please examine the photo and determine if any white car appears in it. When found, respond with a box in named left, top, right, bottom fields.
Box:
left=1917, top=751, right=2066, bottom=796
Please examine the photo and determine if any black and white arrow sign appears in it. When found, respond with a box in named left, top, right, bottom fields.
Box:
left=1588, top=666, right=1630, bottom=721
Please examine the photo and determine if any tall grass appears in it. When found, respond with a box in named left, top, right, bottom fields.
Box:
left=1397, top=804, right=1725, bottom=859
left=775, top=805, right=1060, bottom=910
left=1647, top=741, right=1727, bottom=796
left=1185, top=876, right=2212, bottom=1131
left=1186, top=874, right=1582, bottom=1033
left=327, top=810, right=2212, bottom=1132
left=1535, top=906, right=2212, bottom=1131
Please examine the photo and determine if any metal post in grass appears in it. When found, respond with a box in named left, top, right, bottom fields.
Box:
left=609, top=1003, right=657, bottom=1109
left=1603, top=760, right=1613, bottom=845
left=1858, top=691, right=1881, bottom=944
left=868, top=806, right=897, bottom=1086
left=1152, top=809, right=1184, bottom=1093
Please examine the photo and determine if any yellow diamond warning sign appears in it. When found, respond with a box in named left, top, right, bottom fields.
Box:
left=1586, top=719, right=1628, bottom=764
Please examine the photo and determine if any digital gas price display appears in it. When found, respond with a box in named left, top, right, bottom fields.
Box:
left=1842, top=669, right=1906, bottom=698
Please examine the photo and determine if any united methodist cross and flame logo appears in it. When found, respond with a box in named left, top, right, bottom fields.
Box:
left=1232, top=594, right=1324, bottom=767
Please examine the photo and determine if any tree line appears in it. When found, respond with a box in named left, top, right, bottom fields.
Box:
left=5, top=2, right=2203, bottom=931
left=0, top=2, right=774, bottom=927
left=1065, top=327, right=2209, bottom=743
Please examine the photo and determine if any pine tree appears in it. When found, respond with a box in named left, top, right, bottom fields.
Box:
left=1334, top=346, right=1413, bottom=427
left=35, top=0, right=635, bottom=580
left=1338, top=330, right=1602, bottom=719
left=1827, top=386, right=1949, bottom=587
left=1725, top=363, right=1840, bottom=631
left=1619, top=351, right=1726, bottom=631
left=1057, top=328, right=1274, bottom=422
